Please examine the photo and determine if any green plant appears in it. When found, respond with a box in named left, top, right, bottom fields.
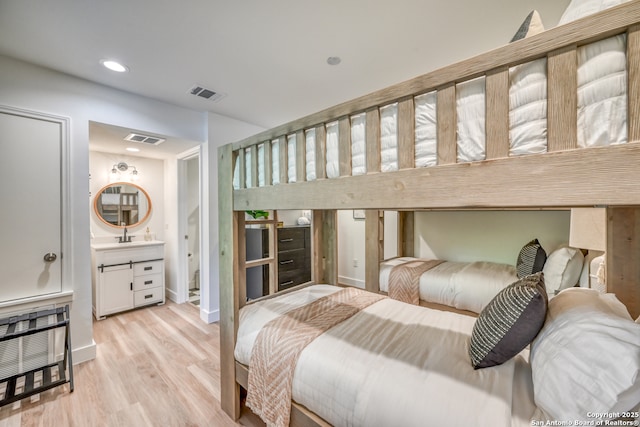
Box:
left=246, top=210, right=269, bottom=219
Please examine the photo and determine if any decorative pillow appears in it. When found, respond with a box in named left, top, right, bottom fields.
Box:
left=516, top=239, right=547, bottom=278
left=559, top=0, right=630, bottom=25
left=469, top=272, right=548, bottom=369
left=542, top=245, right=584, bottom=293
left=531, top=288, right=640, bottom=421
left=510, top=10, right=544, bottom=42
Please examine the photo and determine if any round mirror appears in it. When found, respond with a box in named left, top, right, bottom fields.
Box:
left=93, top=182, right=152, bottom=228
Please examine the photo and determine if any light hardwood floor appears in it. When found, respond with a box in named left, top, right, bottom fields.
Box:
left=0, top=301, right=263, bottom=427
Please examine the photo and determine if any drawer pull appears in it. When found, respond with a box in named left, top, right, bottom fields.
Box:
left=280, top=280, right=294, bottom=286
left=279, top=238, right=294, bottom=243
left=144, top=294, right=153, bottom=299
left=144, top=280, right=153, bottom=285
left=144, top=266, right=153, bottom=271
left=279, top=259, right=294, bottom=265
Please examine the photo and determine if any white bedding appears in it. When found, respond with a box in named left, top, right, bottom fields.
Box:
left=380, top=103, right=398, bottom=172
left=457, top=77, right=486, bottom=163
left=287, top=134, right=297, bottom=183
left=326, top=121, right=340, bottom=179
left=236, top=285, right=537, bottom=427
left=305, top=128, right=316, bottom=181
left=414, top=91, right=437, bottom=168
left=379, top=257, right=518, bottom=314
left=351, top=113, right=366, bottom=176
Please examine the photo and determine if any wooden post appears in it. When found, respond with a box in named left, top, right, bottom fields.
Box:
left=315, top=125, right=327, bottom=180
left=607, top=207, right=640, bottom=319
left=263, top=140, right=272, bottom=187
left=313, top=210, right=338, bottom=284
left=248, top=145, right=258, bottom=188
left=366, top=108, right=381, bottom=173
left=628, top=25, right=640, bottom=142
left=279, top=136, right=288, bottom=184
left=398, top=211, right=415, bottom=257
left=217, top=144, right=241, bottom=420
left=296, top=130, right=306, bottom=182
left=339, top=117, right=352, bottom=177
left=365, top=210, right=382, bottom=293
left=397, top=98, right=415, bottom=169
left=437, top=84, right=457, bottom=164
left=548, top=45, right=578, bottom=151
left=485, top=67, right=510, bottom=159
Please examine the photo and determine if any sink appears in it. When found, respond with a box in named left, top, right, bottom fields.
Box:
left=91, top=240, right=164, bottom=250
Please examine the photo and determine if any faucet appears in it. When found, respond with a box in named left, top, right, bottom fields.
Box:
left=118, top=226, right=132, bottom=243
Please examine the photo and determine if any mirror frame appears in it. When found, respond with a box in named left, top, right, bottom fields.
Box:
left=93, top=181, right=152, bottom=228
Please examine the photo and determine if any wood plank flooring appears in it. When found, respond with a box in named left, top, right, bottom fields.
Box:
left=0, top=301, right=264, bottom=427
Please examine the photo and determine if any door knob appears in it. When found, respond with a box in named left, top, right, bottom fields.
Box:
left=43, top=253, right=57, bottom=262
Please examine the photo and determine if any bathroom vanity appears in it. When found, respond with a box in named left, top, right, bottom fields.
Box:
left=91, top=240, right=165, bottom=320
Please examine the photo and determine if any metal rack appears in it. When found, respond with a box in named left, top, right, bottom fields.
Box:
left=0, top=305, right=74, bottom=406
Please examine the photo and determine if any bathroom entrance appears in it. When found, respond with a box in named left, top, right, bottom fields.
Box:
left=184, top=154, right=201, bottom=307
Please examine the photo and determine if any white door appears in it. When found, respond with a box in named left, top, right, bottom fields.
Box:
left=0, top=108, right=63, bottom=302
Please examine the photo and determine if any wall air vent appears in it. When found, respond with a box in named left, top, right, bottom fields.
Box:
left=124, top=133, right=166, bottom=145
left=188, top=84, right=226, bottom=102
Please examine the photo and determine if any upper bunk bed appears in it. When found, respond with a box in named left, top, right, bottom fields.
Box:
left=218, top=1, right=640, bottom=425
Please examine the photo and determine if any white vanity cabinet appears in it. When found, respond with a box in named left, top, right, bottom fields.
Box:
left=91, top=241, right=165, bottom=319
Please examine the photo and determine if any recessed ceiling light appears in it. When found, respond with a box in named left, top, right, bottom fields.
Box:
left=326, top=56, right=341, bottom=66
left=100, top=59, right=129, bottom=73
left=126, top=147, right=140, bottom=152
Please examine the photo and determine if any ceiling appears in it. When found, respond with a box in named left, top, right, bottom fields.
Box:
left=0, top=0, right=570, bottom=158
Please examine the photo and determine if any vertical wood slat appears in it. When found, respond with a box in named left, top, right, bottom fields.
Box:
left=248, top=144, right=258, bottom=188
left=217, top=144, right=240, bottom=420
left=366, top=108, right=381, bottom=173
left=238, top=149, right=246, bottom=189
left=437, top=84, right=457, bottom=164
left=338, top=117, right=352, bottom=177
left=628, top=25, right=640, bottom=142
left=398, top=211, right=415, bottom=257
left=548, top=45, right=578, bottom=152
left=278, top=136, right=288, bottom=184
left=267, top=219, right=277, bottom=295
left=485, top=67, right=510, bottom=159
left=365, top=210, right=381, bottom=293
left=607, top=207, right=640, bottom=320
left=315, top=125, right=327, bottom=180
left=237, top=213, right=247, bottom=307
left=320, top=210, right=338, bottom=285
left=296, top=130, right=306, bottom=182
left=263, top=140, right=272, bottom=187
left=397, top=98, right=415, bottom=169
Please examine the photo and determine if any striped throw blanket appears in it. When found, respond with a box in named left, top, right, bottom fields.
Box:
left=388, top=259, right=444, bottom=305
left=246, top=287, right=385, bottom=427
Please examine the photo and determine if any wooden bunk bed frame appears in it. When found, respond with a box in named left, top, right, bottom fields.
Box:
left=219, top=3, right=640, bottom=424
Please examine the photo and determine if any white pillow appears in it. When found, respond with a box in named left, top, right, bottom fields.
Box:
left=530, top=288, right=640, bottom=421
left=542, top=245, right=584, bottom=293
left=558, top=0, right=630, bottom=24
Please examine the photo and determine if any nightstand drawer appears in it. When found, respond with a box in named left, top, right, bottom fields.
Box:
left=134, top=287, right=164, bottom=307
left=277, top=249, right=307, bottom=272
left=277, top=227, right=308, bottom=251
left=133, top=260, right=163, bottom=276
left=278, top=269, right=311, bottom=291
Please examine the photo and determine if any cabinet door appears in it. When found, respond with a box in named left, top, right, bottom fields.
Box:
left=100, top=265, right=133, bottom=315
left=0, top=109, right=63, bottom=302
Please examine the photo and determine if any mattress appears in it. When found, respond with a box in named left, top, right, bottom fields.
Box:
left=351, top=113, right=366, bottom=176
left=457, top=77, right=486, bottom=163
left=305, top=128, right=316, bottom=181
left=414, top=91, right=438, bottom=168
left=380, top=103, right=398, bottom=172
left=326, top=121, right=340, bottom=179
left=287, top=133, right=296, bottom=183
left=379, top=257, right=518, bottom=314
left=236, top=284, right=537, bottom=427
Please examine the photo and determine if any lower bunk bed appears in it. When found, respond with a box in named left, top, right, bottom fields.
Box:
left=234, top=282, right=640, bottom=427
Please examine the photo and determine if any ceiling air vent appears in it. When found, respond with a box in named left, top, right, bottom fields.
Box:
left=124, top=133, right=166, bottom=145
left=189, top=84, right=226, bottom=102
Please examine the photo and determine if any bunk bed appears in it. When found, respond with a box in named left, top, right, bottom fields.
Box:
left=218, top=1, right=640, bottom=426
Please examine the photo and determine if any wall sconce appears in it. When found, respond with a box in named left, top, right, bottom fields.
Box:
left=569, top=208, right=606, bottom=292
left=110, top=162, right=138, bottom=182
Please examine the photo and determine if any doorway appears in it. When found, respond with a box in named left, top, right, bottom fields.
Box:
left=180, top=151, right=201, bottom=307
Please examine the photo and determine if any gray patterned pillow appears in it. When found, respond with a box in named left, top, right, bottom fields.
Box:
left=469, top=272, right=548, bottom=369
left=516, top=239, right=547, bottom=278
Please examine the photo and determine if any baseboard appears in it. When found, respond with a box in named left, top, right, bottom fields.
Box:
left=200, top=307, right=219, bottom=324
left=338, top=275, right=365, bottom=289
left=72, top=340, right=97, bottom=365
left=165, top=287, right=183, bottom=304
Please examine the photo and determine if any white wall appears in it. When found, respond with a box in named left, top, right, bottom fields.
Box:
left=0, top=54, right=207, bottom=363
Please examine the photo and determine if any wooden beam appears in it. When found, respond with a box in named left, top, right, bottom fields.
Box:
left=485, top=67, right=510, bottom=159
left=217, top=144, right=241, bottom=420
left=436, top=84, right=456, bottom=165
left=365, top=210, right=382, bottom=293
left=233, top=143, right=640, bottom=210
left=398, top=211, right=415, bottom=257
left=548, top=45, right=578, bottom=151
left=628, top=25, right=640, bottom=142
left=607, top=207, right=640, bottom=319
left=397, top=98, right=415, bottom=169
left=339, top=117, right=352, bottom=177
left=296, top=130, right=306, bottom=182
left=315, top=125, right=327, bottom=180
left=366, top=108, right=381, bottom=173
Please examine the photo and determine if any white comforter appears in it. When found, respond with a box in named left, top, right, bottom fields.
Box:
left=379, top=257, right=518, bottom=314
left=236, top=285, right=537, bottom=427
